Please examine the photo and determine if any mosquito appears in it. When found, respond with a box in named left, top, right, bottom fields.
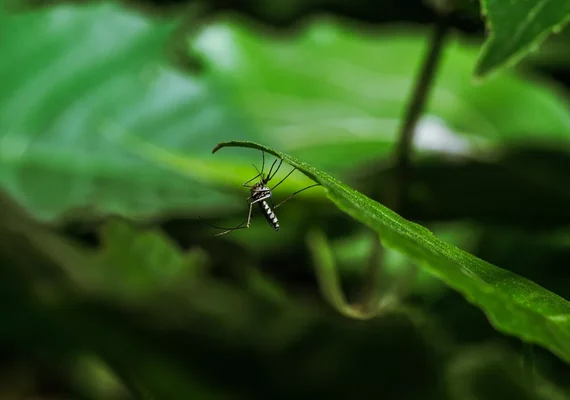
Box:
left=200, top=151, right=320, bottom=236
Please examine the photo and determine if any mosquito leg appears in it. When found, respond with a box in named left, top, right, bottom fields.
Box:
left=270, top=167, right=296, bottom=191
left=249, top=193, right=271, bottom=205
left=267, top=158, right=283, bottom=182
left=274, top=184, right=321, bottom=209
left=243, top=172, right=262, bottom=187
left=198, top=217, right=249, bottom=236
left=265, top=159, right=279, bottom=182
left=246, top=201, right=254, bottom=227
left=215, top=221, right=248, bottom=236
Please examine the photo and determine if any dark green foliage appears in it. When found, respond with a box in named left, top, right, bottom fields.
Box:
left=1, top=0, right=570, bottom=399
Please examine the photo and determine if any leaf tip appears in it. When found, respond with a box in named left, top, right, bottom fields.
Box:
left=212, top=142, right=227, bottom=154
left=472, top=67, right=491, bottom=83
left=212, top=140, right=250, bottom=154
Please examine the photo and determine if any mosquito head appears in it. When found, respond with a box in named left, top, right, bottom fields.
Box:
left=251, top=182, right=270, bottom=193
left=260, top=173, right=268, bottom=184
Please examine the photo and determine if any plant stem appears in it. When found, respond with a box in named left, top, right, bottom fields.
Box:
left=392, top=16, right=450, bottom=213
left=358, top=233, right=385, bottom=314
left=366, top=17, right=450, bottom=317
left=311, top=18, right=452, bottom=320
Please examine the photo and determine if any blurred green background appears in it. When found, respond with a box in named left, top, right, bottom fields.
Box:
left=1, top=0, right=570, bottom=399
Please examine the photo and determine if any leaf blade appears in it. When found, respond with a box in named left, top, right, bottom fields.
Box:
left=214, top=140, right=570, bottom=364
left=476, top=0, right=570, bottom=77
left=0, top=3, right=255, bottom=221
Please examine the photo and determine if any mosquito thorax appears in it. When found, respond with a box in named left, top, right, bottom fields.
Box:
left=251, top=182, right=271, bottom=197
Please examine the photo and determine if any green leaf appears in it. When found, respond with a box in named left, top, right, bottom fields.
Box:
left=193, top=17, right=570, bottom=169
left=213, top=140, right=570, bottom=364
left=446, top=344, right=570, bottom=400
left=328, top=225, right=474, bottom=299
left=307, top=229, right=369, bottom=319
left=94, top=219, right=207, bottom=303
left=476, top=0, right=570, bottom=77
left=0, top=195, right=231, bottom=400
left=522, top=25, right=570, bottom=69
left=3, top=3, right=569, bottom=222
left=0, top=3, right=256, bottom=221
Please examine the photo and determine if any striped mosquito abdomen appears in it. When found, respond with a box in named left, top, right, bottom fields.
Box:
left=250, top=184, right=280, bottom=231
left=259, top=199, right=279, bottom=231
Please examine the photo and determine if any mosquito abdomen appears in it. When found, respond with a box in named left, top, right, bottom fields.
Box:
left=259, top=200, right=280, bottom=231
